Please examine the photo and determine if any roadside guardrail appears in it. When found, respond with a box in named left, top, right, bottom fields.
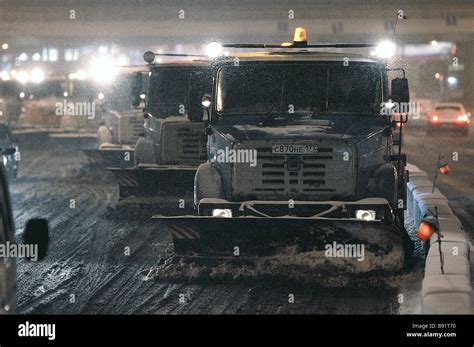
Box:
left=406, top=163, right=472, bottom=314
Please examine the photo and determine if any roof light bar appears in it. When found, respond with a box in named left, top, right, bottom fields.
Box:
left=143, top=51, right=207, bottom=64
left=221, top=28, right=375, bottom=49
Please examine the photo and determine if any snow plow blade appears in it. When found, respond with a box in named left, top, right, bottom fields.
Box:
left=83, top=148, right=135, bottom=168
left=108, top=165, right=197, bottom=199
left=153, top=216, right=408, bottom=272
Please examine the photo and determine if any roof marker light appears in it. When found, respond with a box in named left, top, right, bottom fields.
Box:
left=206, top=41, right=223, bottom=58
left=143, top=51, right=155, bottom=64
left=293, top=27, right=307, bottom=43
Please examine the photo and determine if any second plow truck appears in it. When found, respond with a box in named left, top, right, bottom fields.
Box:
left=156, top=28, right=415, bottom=274
left=109, top=53, right=212, bottom=210
left=84, top=66, right=148, bottom=168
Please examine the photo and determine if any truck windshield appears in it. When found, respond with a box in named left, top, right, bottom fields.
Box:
left=217, top=63, right=382, bottom=116
left=104, top=75, right=135, bottom=111
left=70, top=81, right=99, bottom=99
left=0, top=81, right=21, bottom=97
left=147, top=67, right=212, bottom=118
left=27, top=81, right=63, bottom=98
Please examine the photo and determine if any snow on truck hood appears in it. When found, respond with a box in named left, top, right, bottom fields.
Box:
left=157, top=115, right=193, bottom=125
left=223, top=122, right=385, bottom=143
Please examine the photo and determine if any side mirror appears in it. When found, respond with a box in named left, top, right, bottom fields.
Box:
left=23, top=219, right=49, bottom=261
left=132, top=92, right=146, bottom=109
left=187, top=94, right=211, bottom=123
left=201, top=94, right=211, bottom=109
left=2, top=147, right=16, bottom=156
left=392, top=113, right=408, bottom=125
left=391, top=78, right=410, bottom=104
left=132, top=98, right=140, bottom=108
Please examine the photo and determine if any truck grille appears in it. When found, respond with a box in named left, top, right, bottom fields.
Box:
left=161, top=122, right=207, bottom=165
left=118, top=111, right=144, bottom=144
left=233, top=141, right=355, bottom=200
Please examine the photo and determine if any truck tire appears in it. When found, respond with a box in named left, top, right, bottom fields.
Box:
left=97, top=126, right=112, bottom=146
left=134, top=137, right=156, bottom=165
left=194, top=163, right=225, bottom=208
left=173, top=239, right=201, bottom=255
left=5, top=156, right=18, bottom=180
left=171, top=163, right=225, bottom=255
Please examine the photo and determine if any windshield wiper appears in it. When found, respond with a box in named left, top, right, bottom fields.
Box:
left=338, top=113, right=384, bottom=138
left=264, top=103, right=289, bottom=123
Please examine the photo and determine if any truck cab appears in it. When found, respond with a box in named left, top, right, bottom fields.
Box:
left=97, top=67, right=148, bottom=147
left=57, top=79, right=104, bottom=135
left=136, top=61, right=212, bottom=167
left=0, top=80, right=23, bottom=126
left=108, top=58, right=214, bottom=206
left=196, top=52, right=408, bottom=216
left=19, top=78, right=64, bottom=130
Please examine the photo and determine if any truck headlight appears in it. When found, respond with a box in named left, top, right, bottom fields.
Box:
left=355, top=209, right=376, bottom=221
left=212, top=209, right=232, bottom=218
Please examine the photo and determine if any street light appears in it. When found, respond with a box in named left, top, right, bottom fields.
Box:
left=375, top=40, right=396, bottom=59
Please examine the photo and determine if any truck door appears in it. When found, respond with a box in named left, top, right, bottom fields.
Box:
left=0, top=165, right=16, bottom=314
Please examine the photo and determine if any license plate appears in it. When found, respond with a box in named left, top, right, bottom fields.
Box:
left=271, top=144, right=319, bottom=154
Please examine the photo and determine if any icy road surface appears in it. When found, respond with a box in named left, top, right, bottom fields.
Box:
left=9, top=134, right=434, bottom=314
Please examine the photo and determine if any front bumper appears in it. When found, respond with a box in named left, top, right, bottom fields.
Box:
left=197, top=197, right=393, bottom=220
left=428, top=122, right=469, bottom=129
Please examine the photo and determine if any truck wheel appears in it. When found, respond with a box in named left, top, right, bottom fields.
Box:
left=194, top=163, right=225, bottom=208
left=134, top=137, right=156, bottom=165
left=10, top=166, right=18, bottom=180
left=97, top=126, right=112, bottom=146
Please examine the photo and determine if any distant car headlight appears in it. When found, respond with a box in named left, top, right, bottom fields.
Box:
left=355, top=209, right=376, bottom=221
left=30, top=68, right=45, bottom=84
left=212, top=209, right=232, bottom=218
left=457, top=114, right=469, bottom=122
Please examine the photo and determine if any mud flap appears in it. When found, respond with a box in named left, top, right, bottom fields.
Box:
left=108, top=166, right=197, bottom=199
left=83, top=148, right=135, bottom=168
left=154, top=216, right=407, bottom=272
